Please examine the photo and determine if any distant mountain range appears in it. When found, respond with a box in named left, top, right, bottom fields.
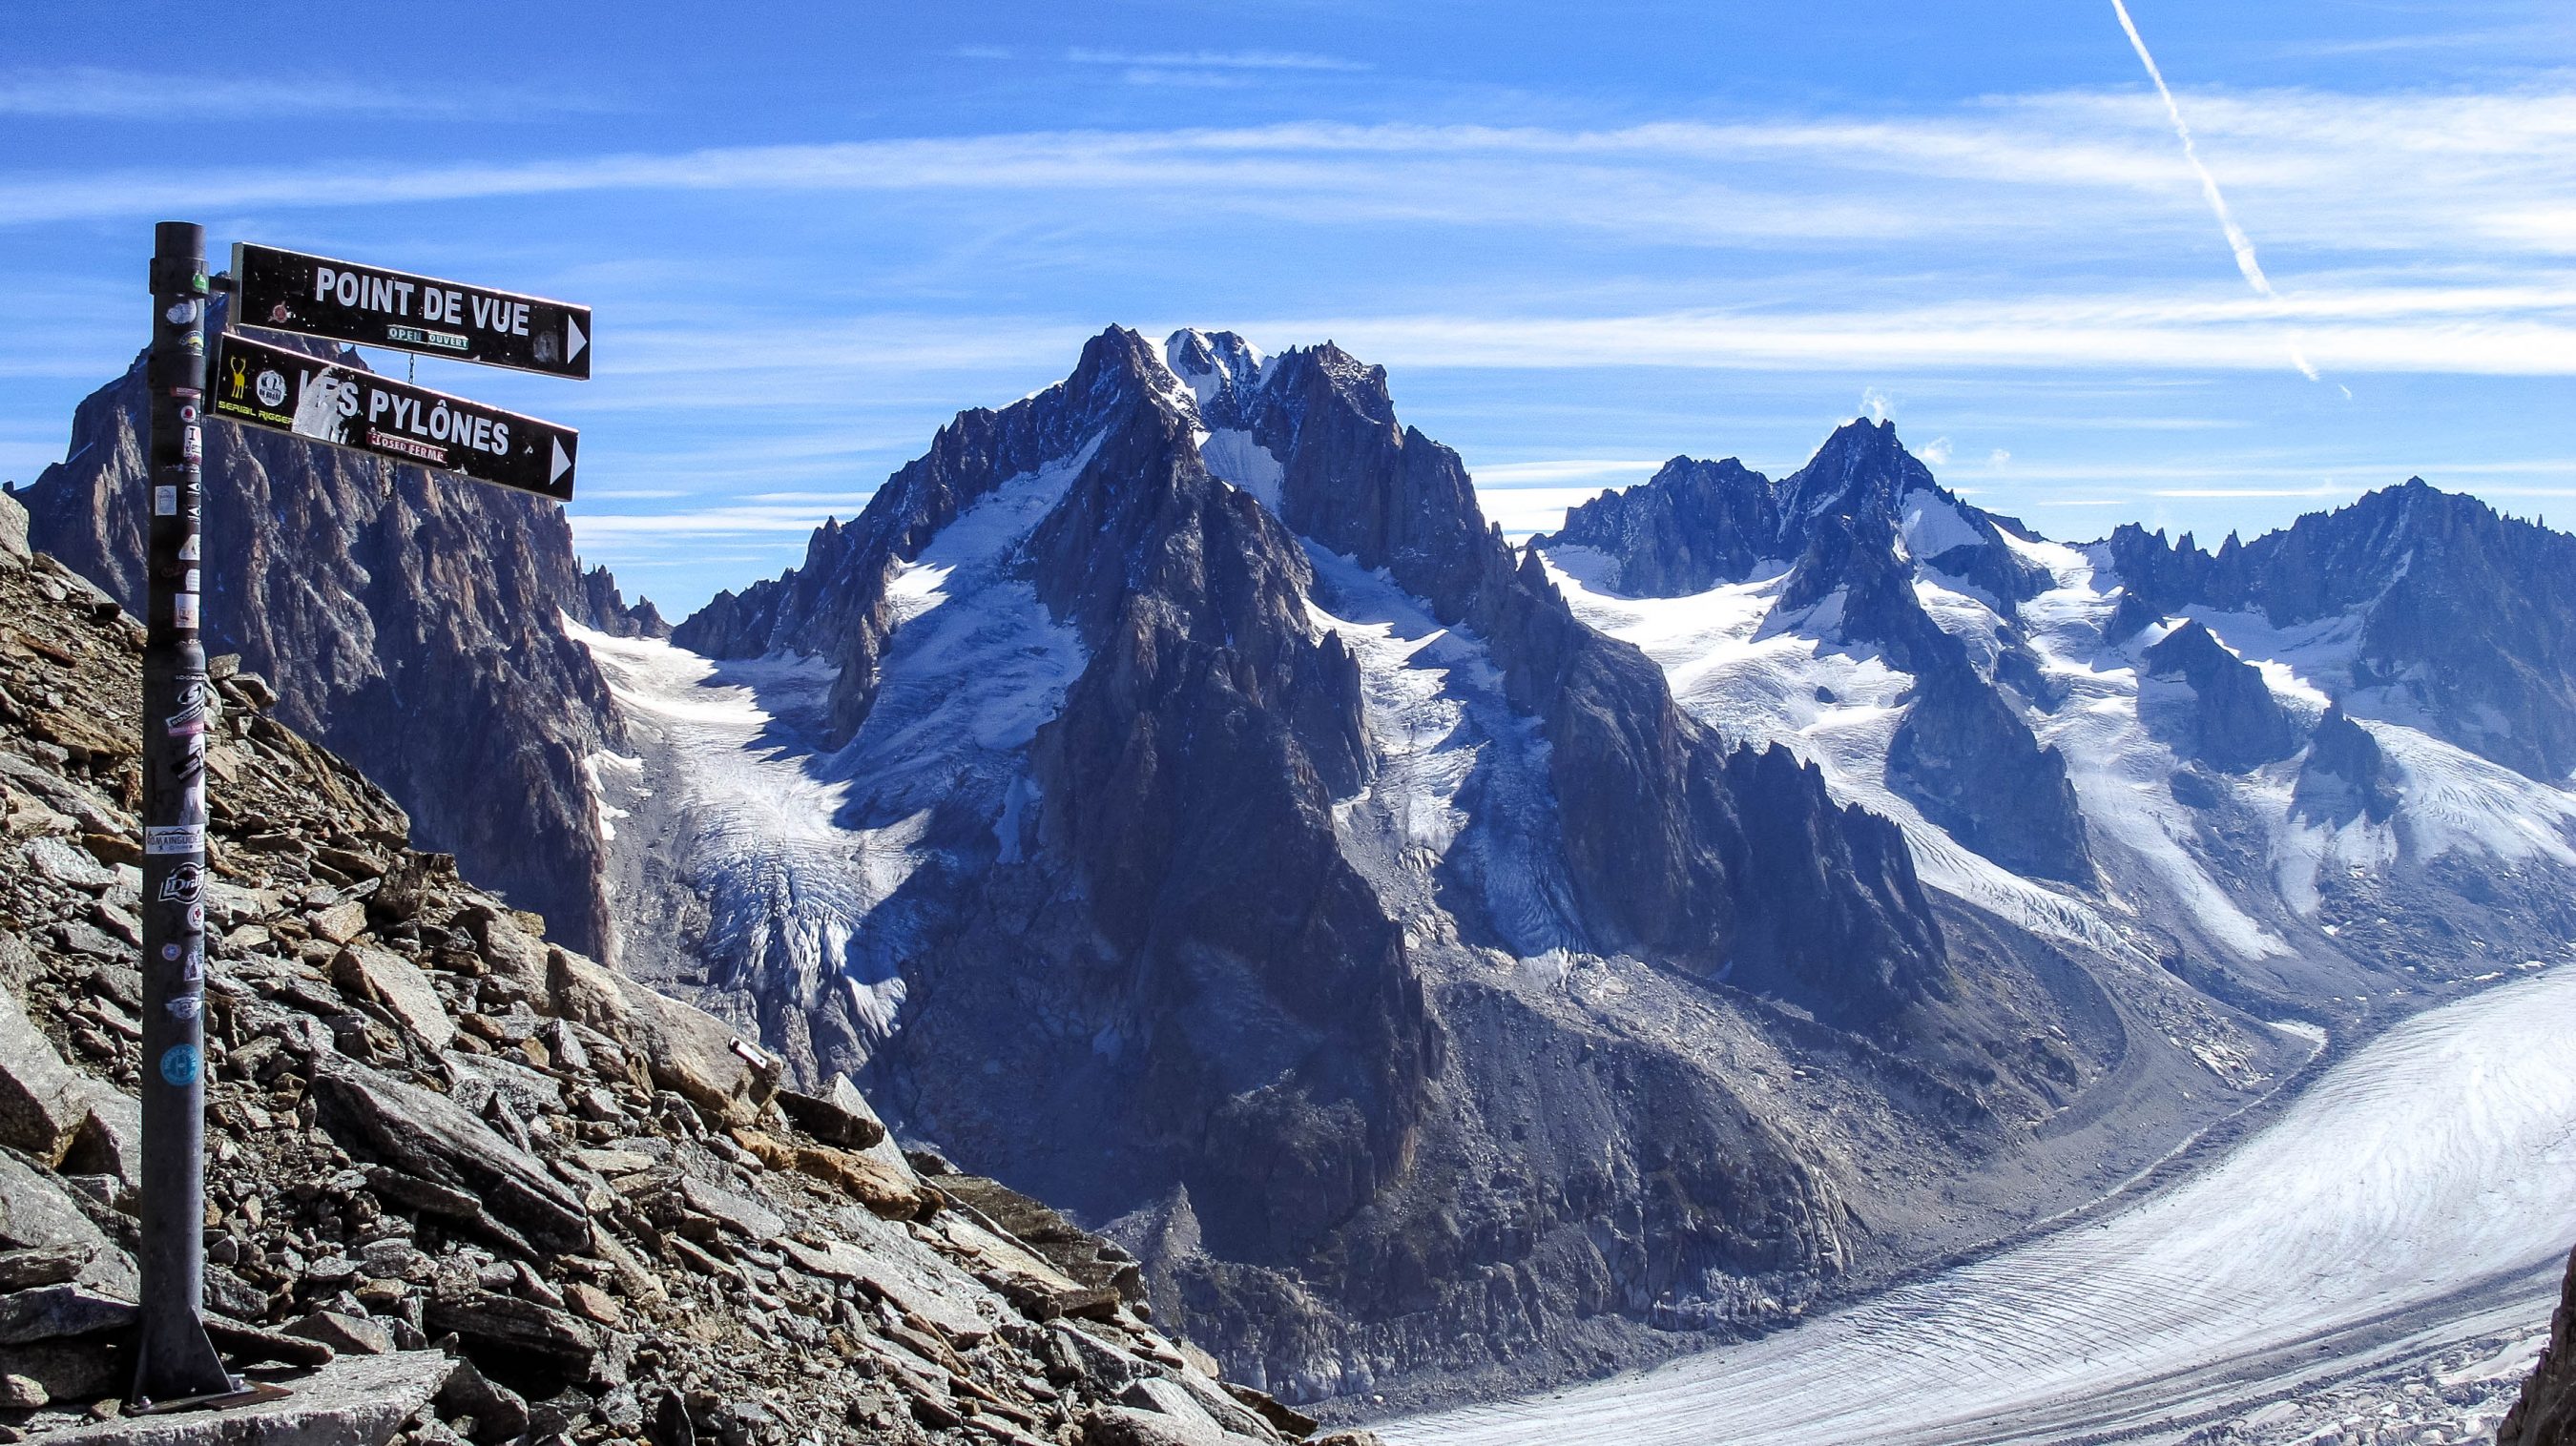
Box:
left=24, top=323, right=2576, bottom=1410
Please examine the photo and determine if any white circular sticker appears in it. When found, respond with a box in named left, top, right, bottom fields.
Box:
left=254, top=369, right=287, bottom=408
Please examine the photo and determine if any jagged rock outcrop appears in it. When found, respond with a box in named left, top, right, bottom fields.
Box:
left=574, top=565, right=671, bottom=640
left=1889, top=667, right=2091, bottom=880
left=0, top=527, right=1324, bottom=1446
left=2293, top=705, right=2400, bottom=825
left=2142, top=621, right=2299, bottom=773
left=2502, top=1245, right=2576, bottom=1446
left=2107, top=480, right=2576, bottom=780
left=15, top=320, right=626, bottom=956
left=1774, top=508, right=1962, bottom=676
left=1542, top=458, right=1779, bottom=595
left=1233, top=343, right=1947, bottom=1002
left=1541, top=419, right=2049, bottom=609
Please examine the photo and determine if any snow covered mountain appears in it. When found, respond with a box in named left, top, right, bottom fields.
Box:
left=580, top=329, right=2381, bottom=1407
left=1538, top=424, right=2576, bottom=1024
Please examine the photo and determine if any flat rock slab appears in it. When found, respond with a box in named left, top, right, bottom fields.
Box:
left=308, top=1056, right=587, bottom=1255
left=35, top=1349, right=454, bottom=1446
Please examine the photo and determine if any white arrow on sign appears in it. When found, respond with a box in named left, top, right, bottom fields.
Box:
left=550, top=437, right=573, bottom=485
left=565, top=315, right=588, bottom=363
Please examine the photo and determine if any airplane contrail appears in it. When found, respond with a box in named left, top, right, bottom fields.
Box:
left=2109, top=0, right=2322, bottom=382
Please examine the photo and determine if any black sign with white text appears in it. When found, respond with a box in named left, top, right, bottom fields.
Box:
left=208, top=331, right=578, bottom=501
left=231, top=242, right=592, bottom=380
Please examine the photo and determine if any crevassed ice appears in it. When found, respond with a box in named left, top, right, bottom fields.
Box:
left=574, top=437, right=1096, bottom=1061
left=1392, top=962, right=2576, bottom=1446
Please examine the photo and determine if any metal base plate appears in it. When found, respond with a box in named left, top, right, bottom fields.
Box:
left=129, top=1378, right=295, bottom=1416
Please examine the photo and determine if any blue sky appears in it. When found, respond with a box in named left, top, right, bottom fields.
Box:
left=4, top=3, right=2571, bottom=614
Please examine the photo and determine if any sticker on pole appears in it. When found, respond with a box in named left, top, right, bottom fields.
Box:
left=158, top=1044, right=201, bottom=1087
left=232, top=242, right=592, bottom=380
left=208, top=331, right=578, bottom=501
left=144, top=825, right=202, bottom=856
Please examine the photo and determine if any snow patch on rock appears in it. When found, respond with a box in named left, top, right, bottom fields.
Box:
left=1306, top=545, right=1586, bottom=961
left=1545, top=554, right=2129, bottom=958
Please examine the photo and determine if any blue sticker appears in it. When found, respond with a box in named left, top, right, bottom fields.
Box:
left=158, top=1044, right=200, bottom=1087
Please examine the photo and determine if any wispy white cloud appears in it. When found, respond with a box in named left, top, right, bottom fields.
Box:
left=1238, top=280, right=2576, bottom=375
left=0, top=66, right=611, bottom=120
left=9, top=90, right=2569, bottom=263
left=1066, top=49, right=1368, bottom=72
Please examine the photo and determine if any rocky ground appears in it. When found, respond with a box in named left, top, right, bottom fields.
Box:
left=0, top=495, right=1366, bottom=1445
left=2178, top=1324, right=2549, bottom=1446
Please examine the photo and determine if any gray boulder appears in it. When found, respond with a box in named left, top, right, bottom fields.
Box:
left=331, top=944, right=455, bottom=1054
left=774, top=1073, right=886, bottom=1149
left=0, top=985, right=87, bottom=1165
left=62, top=1078, right=141, bottom=1188
left=0, top=1150, right=135, bottom=1298
left=421, top=1290, right=597, bottom=1368
left=308, top=1054, right=589, bottom=1255
left=37, top=1346, right=457, bottom=1446
left=0, top=1284, right=135, bottom=1345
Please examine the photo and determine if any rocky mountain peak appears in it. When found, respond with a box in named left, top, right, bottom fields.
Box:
left=1539, top=417, right=2046, bottom=608
left=574, top=564, right=671, bottom=640
left=17, top=309, right=625, bottom=956
left=2107, top=478, right=2576, bottom=779
left=2142, top=621, right=2300, bottom=773
left=1164, top=328, right=1269, bottom=418
left=1778, top=417, right=1928, bottom=522
left=1536, top=456, right=1780, bottom=595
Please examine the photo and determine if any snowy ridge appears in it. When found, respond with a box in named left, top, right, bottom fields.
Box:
left=1900, top=488, right=1988, bottom=563
left=1549, top=495, right=2576, bottom=976
left=1541, top=551, right=2133, bottom=960
left=1200, top=428, right=1284, bottom=511
left=2025, top=537, right=2576, bottom=946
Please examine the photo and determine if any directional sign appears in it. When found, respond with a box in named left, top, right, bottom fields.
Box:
left=231, top=242, right=592, bottom=380
left=208, top=331, right=578, bottom=501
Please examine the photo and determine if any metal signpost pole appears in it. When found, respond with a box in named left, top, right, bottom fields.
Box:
left=129, top=232, right=585, bottom=1410
left=132, top=220, right=241, bottom=1408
